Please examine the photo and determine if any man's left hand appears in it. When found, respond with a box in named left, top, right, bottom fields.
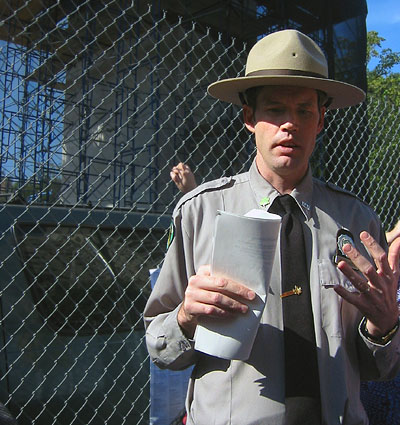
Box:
left=334, top=231, right=400, bottom=338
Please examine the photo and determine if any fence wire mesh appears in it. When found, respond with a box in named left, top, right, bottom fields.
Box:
left=0, top=1, right=399, bottom=424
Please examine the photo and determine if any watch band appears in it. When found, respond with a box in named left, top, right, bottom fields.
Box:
left=361, top=317, right=400, bottom=345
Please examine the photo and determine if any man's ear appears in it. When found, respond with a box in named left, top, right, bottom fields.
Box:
left=243, top=104, right=256, bottom=133
left=317, top=106, right=326, bottom=134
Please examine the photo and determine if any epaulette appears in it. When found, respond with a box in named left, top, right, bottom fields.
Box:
left=324, top=181, right=371, bottom=206
left=325, top=181, right=358, bottom=198
left=174, top=176, right=233, bottom=212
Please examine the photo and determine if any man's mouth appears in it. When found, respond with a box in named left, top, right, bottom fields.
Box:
left=276, top=141, right=298, bottom=151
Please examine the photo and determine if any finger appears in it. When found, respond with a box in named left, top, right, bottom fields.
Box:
left=357, top=232, right=399, bottom=297
left=341, top=242, right=382, bottom=290
left=360, top=231, right=391, bottom=276
left=170, top=168, right=180, bottom=178
left=333, top=285, right=374, bottom=320
left=186, top=286, right=250, bottom=315
left=214, top=275, right=256, bottom=301
left=190, top=272, right=255, bottom=301
left=186, top=274, right=251, bottom=318
left=334, top=284, right=366, bottom=306
left=183, top=302, right=235, bottom=319
left=176, top=162, right=185, bottom=171
left=336, top=260, right=370, bottom=294
left=388, top=236, right=400, bottom=275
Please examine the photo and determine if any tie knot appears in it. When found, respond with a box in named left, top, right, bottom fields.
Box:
left=270, top=194, right=298, bottom=217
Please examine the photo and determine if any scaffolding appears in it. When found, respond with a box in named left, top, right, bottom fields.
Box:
left=0, top=0, right=368, bottom=210
left=6, top=3, right=400, bottom=425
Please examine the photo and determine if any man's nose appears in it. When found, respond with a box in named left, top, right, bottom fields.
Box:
left=280, top=114, right=299, bottom=132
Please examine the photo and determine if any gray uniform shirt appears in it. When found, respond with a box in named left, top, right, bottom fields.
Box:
left=144, top=161, right=400, bottom=425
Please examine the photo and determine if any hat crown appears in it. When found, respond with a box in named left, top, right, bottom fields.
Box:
left=245, top=30, right=328, bottom=78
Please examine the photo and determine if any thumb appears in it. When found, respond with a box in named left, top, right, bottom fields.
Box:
left=388, top=236, right=400, bottom=275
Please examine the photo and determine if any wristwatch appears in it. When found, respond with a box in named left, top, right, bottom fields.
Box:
left=360, top=316, right=400, bottom=345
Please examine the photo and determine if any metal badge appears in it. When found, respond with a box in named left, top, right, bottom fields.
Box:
left=333, top=228, right=358, bottom=269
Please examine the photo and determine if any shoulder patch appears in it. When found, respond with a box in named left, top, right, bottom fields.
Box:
left=166, top=221, right=175, bottom=250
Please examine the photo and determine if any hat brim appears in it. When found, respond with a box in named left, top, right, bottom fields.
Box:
left=207, top=75, right=365, bottom=110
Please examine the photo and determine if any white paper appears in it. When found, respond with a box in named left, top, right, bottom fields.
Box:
left=194, top=209, right=281, bottom=360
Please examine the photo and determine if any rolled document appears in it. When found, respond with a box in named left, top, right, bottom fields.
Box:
left=194, top=209, right=281, bottom=360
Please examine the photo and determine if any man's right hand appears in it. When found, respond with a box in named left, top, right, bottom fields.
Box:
left=177, top=265, right=256, bottom=338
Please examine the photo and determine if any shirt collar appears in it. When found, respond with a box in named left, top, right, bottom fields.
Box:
left=249, top=159, right=314, bottom=220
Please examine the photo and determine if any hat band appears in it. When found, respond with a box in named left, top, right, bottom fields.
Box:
left=246, top=69, right=327, bottom=79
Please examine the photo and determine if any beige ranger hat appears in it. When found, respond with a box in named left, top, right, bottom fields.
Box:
left=207, top=29, right=365, bottom=110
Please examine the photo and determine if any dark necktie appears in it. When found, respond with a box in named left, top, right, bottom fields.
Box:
left=269, top=195, right=321, bottom=424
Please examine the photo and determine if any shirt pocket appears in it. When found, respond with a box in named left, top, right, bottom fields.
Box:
left=318, top=258, right=357, bottom=292
left=317, top=259, right=351, bottom=339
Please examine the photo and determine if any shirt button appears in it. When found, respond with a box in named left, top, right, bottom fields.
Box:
left=155, top=337, right=167, bottom=350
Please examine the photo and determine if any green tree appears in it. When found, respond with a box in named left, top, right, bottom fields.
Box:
left=367, top=31, right=400, bottom=102
left=366, top=31, right=400, bottom=230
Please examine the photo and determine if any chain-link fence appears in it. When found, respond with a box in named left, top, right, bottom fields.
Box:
left=0, top=1, right=399, bottom=424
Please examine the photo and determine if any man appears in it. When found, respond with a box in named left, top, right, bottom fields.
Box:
left=144, top=30, right=400, bottom=424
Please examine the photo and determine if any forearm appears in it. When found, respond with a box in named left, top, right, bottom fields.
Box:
left=357, top=318, right=400, bottom=381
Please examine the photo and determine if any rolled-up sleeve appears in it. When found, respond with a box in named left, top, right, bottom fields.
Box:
left=145, top=305, right=197, bottom=370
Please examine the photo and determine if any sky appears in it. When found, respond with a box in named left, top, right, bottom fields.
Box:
left=366, top=0, right=400, bottom=71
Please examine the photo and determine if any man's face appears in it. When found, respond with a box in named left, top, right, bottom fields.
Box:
left=243, top=85, right=325, bottom=187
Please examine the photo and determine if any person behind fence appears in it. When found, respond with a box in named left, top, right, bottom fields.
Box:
left=386, top=219, right=400, bottom=247
left=170, top=162, right=198, bottom=195
left=144, top=29, right=400, bottom=425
